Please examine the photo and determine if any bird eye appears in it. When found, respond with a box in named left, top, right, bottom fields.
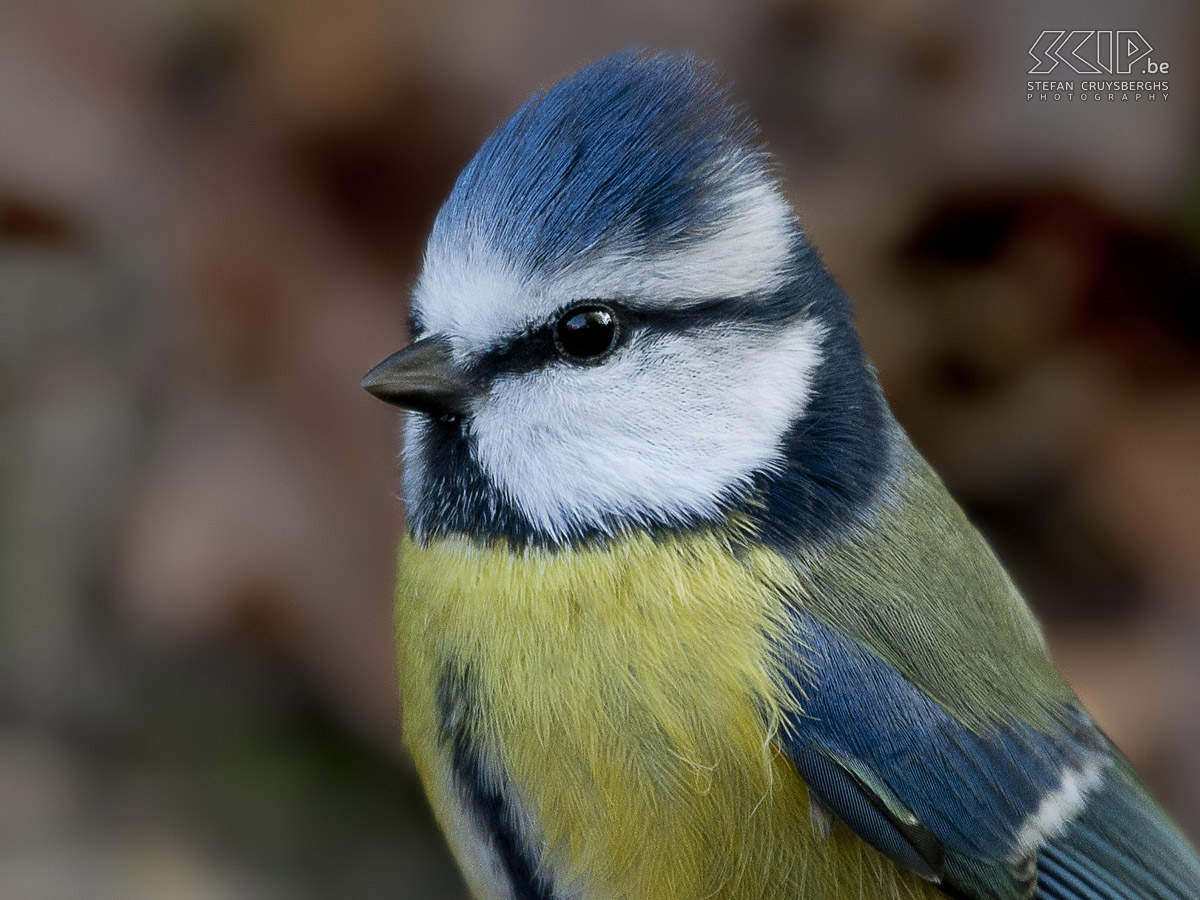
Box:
left=554, top=304, right=620, bottom=363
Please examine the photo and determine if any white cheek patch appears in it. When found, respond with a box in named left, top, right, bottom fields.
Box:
left=468, top=318, right=824, bottom=539
left=413, top=172, right=795, bottom=356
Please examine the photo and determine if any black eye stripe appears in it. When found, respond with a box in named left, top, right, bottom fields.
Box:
left=465, top=323, right=558, bottom=382
left=465, top=295, right=806, bottom=382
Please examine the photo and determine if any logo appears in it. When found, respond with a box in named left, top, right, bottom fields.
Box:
left=1028, top=31, right=1163, bottom=75
left=1026, top=30, right=1170, bottom=102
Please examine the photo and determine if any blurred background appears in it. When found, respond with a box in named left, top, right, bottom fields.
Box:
left=2, top=0, right=1198, bottom=897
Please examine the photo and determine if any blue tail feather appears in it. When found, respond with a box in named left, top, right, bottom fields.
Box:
left=1035, top=767, right=1200, bottom=899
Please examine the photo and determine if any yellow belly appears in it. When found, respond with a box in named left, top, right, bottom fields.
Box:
left=395, top=529, right=943, bottom=900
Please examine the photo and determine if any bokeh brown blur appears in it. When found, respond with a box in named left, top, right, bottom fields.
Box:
left=2, top=1, right=1198, bottom=897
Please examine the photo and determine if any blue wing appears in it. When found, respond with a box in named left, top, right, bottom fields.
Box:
left=1037, top=768, right=1200, bottom=900
left=778, top=612, right=1200, bottom=899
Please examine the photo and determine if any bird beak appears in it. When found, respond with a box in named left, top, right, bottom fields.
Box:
left=361, top=337, right=474, bottom=416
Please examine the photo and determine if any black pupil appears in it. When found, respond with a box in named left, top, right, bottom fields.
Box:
left=556, top=306, right=617, bottom=360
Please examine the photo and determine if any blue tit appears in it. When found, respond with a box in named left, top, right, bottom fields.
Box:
left=361, top=51, right=1200, bottom=900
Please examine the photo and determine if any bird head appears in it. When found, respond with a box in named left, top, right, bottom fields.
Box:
left=363, top=51, right=881, bottom=547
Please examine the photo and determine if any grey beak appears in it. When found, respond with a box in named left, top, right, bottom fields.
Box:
left=361, top=337, right=474, bottom=416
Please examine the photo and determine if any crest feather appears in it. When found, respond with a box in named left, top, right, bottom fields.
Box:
left=430, top=51, right=772, bottom=275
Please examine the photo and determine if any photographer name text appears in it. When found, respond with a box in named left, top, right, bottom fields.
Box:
left=1027, top=80, right=1168, bottom=101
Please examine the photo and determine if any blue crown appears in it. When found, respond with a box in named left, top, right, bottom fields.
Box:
left=429, top=51, right=769, bottom=276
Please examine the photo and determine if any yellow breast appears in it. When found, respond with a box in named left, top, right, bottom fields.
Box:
left=395, top=528, right=941, bottom=900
